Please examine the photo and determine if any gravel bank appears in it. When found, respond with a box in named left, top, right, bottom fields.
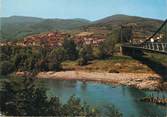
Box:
left=36, top=71, right=164, bottom=90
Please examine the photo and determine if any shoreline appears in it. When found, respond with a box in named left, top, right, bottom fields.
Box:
left=34, top=70, right=166, bottom=90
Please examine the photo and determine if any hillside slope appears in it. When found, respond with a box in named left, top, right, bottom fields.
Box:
left=0, top=15, right=164, bottom=41
left=0, top=16, right=91, bottom=40
left=85, top=14, right=163, bottom=41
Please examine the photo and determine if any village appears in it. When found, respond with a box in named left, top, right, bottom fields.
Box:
left=0, top=31, right=107, bottom=47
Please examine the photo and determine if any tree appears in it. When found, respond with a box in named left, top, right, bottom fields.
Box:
left=13, top=53, right=27, bottom=70
left=63, top=38, right=78, bottom=60
left=35, top=59, right=49, bottom=71
left=0, top=53, right=9, bottom=61
left=48, top=48, right=66, bottom=71
left=78, top=45, right=94, bottom=66
left=47, top=97, right=62, bottom=116
left=62, top=95, right=99, bottom=116
left=0, top=61, right=14, bottom=75
left=0, top=80, right=18, bottom=115
left=101, top=30, right=119, bottom=58
left=0, top=78, right=49, bottom=116
left=105, top=105, right=123, bottom=117
left=92, top=47, right=105, bottom=59
left=0, top=46, right=12, bottom=60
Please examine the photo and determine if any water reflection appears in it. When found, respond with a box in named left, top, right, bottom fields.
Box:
left=80, top=81, right=87, bottom=91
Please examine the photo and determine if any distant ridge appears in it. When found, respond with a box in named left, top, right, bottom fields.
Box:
left=94, top=14, right=163, bottom=24
left=0, top=16, right=91, bottom=40
left=0, top=14, right=163, bottom=40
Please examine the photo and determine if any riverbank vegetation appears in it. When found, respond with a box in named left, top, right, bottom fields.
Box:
left=0, top=39, right=156, bottom=76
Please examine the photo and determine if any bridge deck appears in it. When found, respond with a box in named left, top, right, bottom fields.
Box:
left=122, top=43, right=167, bottom=55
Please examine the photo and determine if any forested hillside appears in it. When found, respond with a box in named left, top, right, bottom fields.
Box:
left=0, top=15, right=163, bottom=40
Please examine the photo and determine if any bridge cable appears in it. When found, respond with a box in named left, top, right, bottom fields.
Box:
left=141, top=19, right=167, bottom=44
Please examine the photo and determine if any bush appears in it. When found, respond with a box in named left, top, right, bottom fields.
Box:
left=93, top=47, right=104, bottom=59
left=48, top=62, right=60, bottom=71
left=0, top=61, right=14, bottom=75
left=78, top=58, right=88, bottom=66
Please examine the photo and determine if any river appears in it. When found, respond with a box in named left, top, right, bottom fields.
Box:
left=0, top=77, right=167, bottom=117
left=36, top=79, right=167, bottom=117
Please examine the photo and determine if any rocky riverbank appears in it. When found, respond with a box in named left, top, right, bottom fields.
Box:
left=35, top=71, right=167, bottom=90
left=140, top=96, right=167, bottom=105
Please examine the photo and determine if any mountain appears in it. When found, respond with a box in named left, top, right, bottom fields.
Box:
left=1, top=16, right=43, bottom=24
left=0, top=15, right=164, bottom=41
left=84, top=14, right=164, bottom=41
left=94, top=14, right=162, bottom=25
left=0, top=16, right=91, bottom=40
left=29, top=18, right=91, bottom=31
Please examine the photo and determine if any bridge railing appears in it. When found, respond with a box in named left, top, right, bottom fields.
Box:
left=122, top=42, right=167, bottom=54
left=139, top=42, right=167, bottom=52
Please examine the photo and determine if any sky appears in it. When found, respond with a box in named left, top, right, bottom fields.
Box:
left=0, top=0, right=167, bottom=21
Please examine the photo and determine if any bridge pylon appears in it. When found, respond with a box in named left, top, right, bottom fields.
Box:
left=120, top=25, right=143, bottom=56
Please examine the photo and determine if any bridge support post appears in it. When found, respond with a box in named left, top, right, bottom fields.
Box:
left=156, top=43, right=160, bottom=51
left=148, top=44, right=151, bottom=49
left=162, top=44, right=166, bottom=52
left=152, top=43, right=154, bottom=50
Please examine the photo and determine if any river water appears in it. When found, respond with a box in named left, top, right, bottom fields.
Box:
left=0, top=77, right=167, bottom=117
left=36, top=79, right=167, bottom=117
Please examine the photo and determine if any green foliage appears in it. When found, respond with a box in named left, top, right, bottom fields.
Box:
left=0, top=61, right=14, bottom=75
left=0, top=46, right=68, bottom=74
left=49, top=48, right=66, bottom=62
left=111, top=28, right=121, bottom=43
left=63, top=38, right=78, bottom=60
left=0, top=46, right=13, bottom=61
left=13, top=53, right=28, bottom=70
left=100, top=31, right=118, bottom=57
left=62, top=95, right=98, bottom=116
left=0, top=78, right=50, bottom=116
left=78, top=58, right=88, bottom=66
left=0, top=53, right=9, bottom=62
left=105, top=105, right=123, bottom=117
left=92, top=47, right=105, bottom=59
left=78, top=45, right=93, bottom=66
left=35, top=59, right=49, bottom=71
left=48, top=48, right=66, bottom=71
left=0, top=78, right=100, bottom=116
left=79, top=45, right=93, bottom=60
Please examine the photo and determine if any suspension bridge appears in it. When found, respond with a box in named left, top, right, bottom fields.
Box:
left=121, top=19, right=167, bottom=56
